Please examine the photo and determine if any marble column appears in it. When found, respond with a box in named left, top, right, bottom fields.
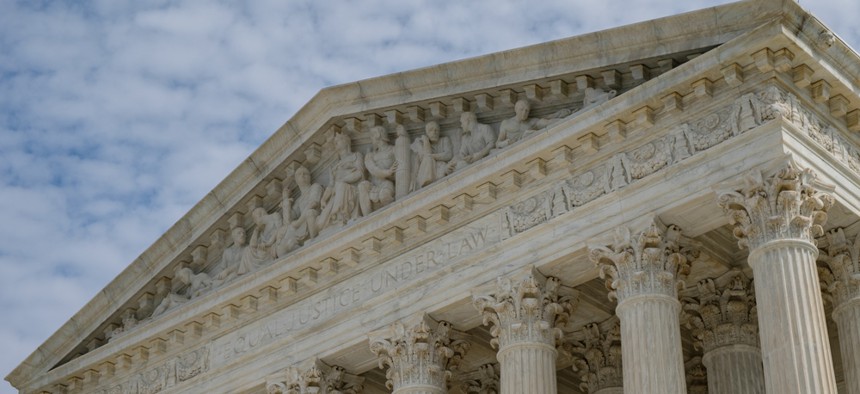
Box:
left=681, top=271, right=764, bottom=393
left=473, top=268, right=577, bottom=394
left=819, top=228, right=860, bottom=394
left=566, top=317, right=623, bottom=394
left=370, top=317, right=469, bottom=394
left=265, top=359, right=365, bottom=394
left=718, top=163, right=837, bottom=393
left=589, top=221, right=695, bottom=394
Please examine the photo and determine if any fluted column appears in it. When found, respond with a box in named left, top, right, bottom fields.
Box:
left=681, top=271, right=763, bottom=393
left=473, top=268, right=577, bottom=394
left=565, top=317, right=623, bottom=394
left=718, top=163, right=837, bottom=393
left=265, top=359, right=365, bottom=394
left=370, top=317, right=469, bottom=394
left=589, top=221, right=695, bottom=394
left=819, top=228, right=860, bottom=394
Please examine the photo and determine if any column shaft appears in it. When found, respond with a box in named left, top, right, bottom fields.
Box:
left=749, top=241, right=837, bottom=393
left=497, top=343, right=556, bottom=394
left=616, top=295, right=686, bottom=394
left=833, top=299, right=860, bottom=394
left=702, top=344, right=764, bottom=394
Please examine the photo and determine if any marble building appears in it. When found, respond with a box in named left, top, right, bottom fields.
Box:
left=7, top=0, right=860, bottom=393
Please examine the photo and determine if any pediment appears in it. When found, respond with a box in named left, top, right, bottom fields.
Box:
left=11, top=0, right=860, bottom=391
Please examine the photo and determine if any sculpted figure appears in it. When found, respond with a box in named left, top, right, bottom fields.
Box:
left=319, top=132, right=367, bottom=228
left=394, top=125, right=412, bottom=199
left=152, top=266, right=212, bottom=317
left=411, top=120, right=453, bottom=188
left=448, top=112, right=495, bottom=173
left=578, top=87, right=617, bottom=113
left=251, top=207, right=281, bottom=260
left=496, top=100, right=571, bottom=148
left=214, top=226, right=264, bottom=285
left=275, top=165, right=323, bottom=257
left=360, top=126, right=397, bottom=213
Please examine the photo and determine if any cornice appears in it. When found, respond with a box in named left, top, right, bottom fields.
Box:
left=13, top=0, right=860, bottom=391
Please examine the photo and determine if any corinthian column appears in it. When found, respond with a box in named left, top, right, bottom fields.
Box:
left=819, top=228, right=860, bottom=394
left=681, top=271, right=764, bottom=393
left=369, top=318, right=469, bottom=394
left=473, top=268, right=577, bottom=394
left=265, top=359, right=364, bottom=394
left=589, top=221, right=694, bottom=394
left=566, top=317, right=623, bottom=394
left=718, top=163, right=837, bottom=393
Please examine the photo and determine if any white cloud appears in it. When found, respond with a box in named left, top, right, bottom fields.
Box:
left=1, top=1, right=858, bottom=392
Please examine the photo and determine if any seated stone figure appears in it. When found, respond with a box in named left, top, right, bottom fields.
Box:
left=251, top=207, right=282, bottom=260
left=360, top=126, right=397, bottom=213
left=496, top=99, right=571, bottom=148
left=275, top=165, right=323, bottom=257
left=319, top=132, right=367, bottom=228
left=411, top=121, right=453, bottom=189
left=447, top=112, right=496, bottom=173
left=213, top=226, right=264, bottom=286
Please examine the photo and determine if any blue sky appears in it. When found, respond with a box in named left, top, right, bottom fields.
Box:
left=1, top=0, right=858, bottom=391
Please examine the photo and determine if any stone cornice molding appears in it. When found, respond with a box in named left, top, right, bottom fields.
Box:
left=473, top=268, right=578, bottom=352
left=18, top=5, right=860, bottom=389
left=589, top=220, right=699, bottom=302
left=680, top=270, right=759, bottom=352
left=717, top=161, right=834, bottom=251
left=369, top=316, right=469, bottom=392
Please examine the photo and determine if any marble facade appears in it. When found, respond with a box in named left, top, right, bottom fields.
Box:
left=8, top=1, right=860, bottom=393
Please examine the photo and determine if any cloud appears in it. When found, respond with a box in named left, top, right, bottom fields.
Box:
left=1, top=1, right=858, bottom=392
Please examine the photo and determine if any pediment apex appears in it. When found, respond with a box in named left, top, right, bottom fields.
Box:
left=12, top=0, right=860, bottom=390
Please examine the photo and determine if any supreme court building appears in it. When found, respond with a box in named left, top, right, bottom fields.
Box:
left=8, top=1, right=860, bottom=393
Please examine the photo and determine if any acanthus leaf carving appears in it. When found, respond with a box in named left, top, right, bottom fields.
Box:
left=563, top=317, right=622, bottom=394
left=818, top=227, right=860, bottom=307
left=473, top=268, right=578, bottom=350
left=717, top=162, right=834, bottom=250
left=267, top=360, right=364, bottom=394
left=589, top=222, right=697, bottom=302
left=369, top=318, right=469, bottom=391
left=680, top=271, right=758, bottom=352
left=456, top=363, right=500, bottom=394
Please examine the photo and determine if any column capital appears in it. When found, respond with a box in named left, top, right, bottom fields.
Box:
left=685, top=357, right=709, bottom=394
left=563, top=317, right=623, bottom=394
left=266, top=359, right=364, bottom=394
left=717, top=162, right=834, bottom=251
left=473, top=268, right=578, bottom=350
left=455, top=363, right=499, bottom=394
left=819, top=227, right=860, bottom=309
left=680, top=271, right=758, bottom=352
left=369, top=317, right=469, bottom=392
left=589, top=221, right=697, bottom=302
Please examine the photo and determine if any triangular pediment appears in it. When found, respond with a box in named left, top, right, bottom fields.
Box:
left=11, top=0, right=860, bottom=391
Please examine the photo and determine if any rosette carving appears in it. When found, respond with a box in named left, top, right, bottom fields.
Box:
left=717, top=163, right=834, bottom=250
left=681, top=271, right=758, bottom=351
left=589, top=222, right=697, bottom=302
left=369, top=318, right=469, bottom=391
left=473, top=269, right=577, bottom=349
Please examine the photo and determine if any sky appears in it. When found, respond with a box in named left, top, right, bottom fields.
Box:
left=1, top=0, right=858, bottom=392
